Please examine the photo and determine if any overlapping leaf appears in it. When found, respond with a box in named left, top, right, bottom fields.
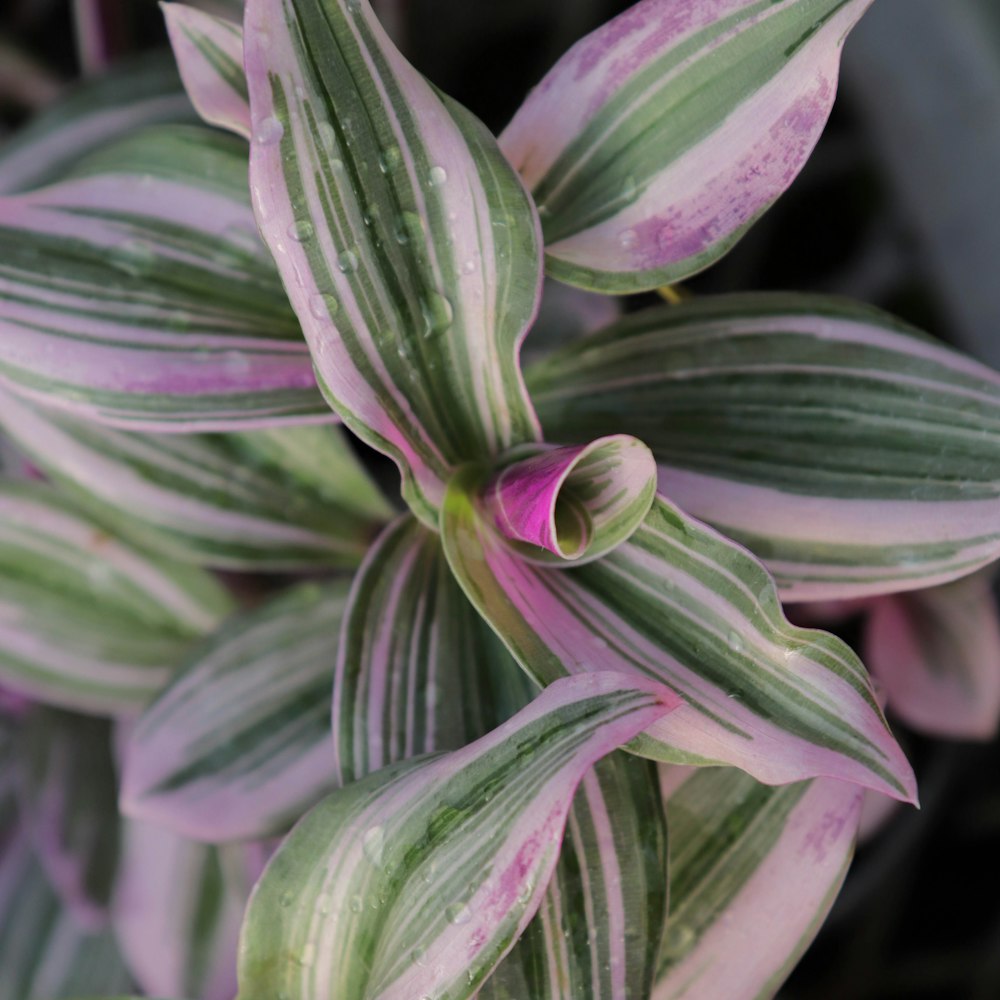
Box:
left=244, top=0, right=543, bottom=525
left=501, top=0, right=872, bottom=291
left=529, top=294, right=1000, bottom=599
left=0, top=52, right=194, bottom=195
left=0, top=124, right=328, bottom=431
left=122, top=581, right=350, bottom=841
left=0, top=830, right=134, bottom=999
left=15, top=709, right=120, bottom=926
left=443, top=480, right=916, bottom=801
left=237, top=673, right=677, bottom=1000
left=163, top=3, right=250, bottom=139
left=864, top=569, right=1000, bottom=740
left=333, top=515, right=537, bottom=785
left=0, top=389, right=388, bottom=570
left=653, top=767, right=863, bottom=1000
left=112, top=819, right=264, bottom=1000
left=0, top=481, right=233, bottom=714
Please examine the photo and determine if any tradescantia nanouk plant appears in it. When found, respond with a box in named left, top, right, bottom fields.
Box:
left=0, top=1, right=999, bottom=998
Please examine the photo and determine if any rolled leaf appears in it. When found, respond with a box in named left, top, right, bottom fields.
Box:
left=529, top=294, right=1000, bottom=599
left=480, top=753, right=668, bottom=1000
left=864, top=570, right=1000, bottom=740
left=0, top=830, right=134, bottom=999
left=482, top=435, right=656, bottom=564
left=0, top=52, right=194, bottom=195
left=443, top=477, right=917, bottom=802
left=236, top=673, right=677, bottom=1000
left=0, top=389, right=387, bottom=571
left=653, top=767, right=863, bottom=1000
left=121, top=581, right=350, bottom=842
left=163, top=3, right=250, bottom=139
left=0, top=481, right=233, bottom=715
left=244, top=0, right=543, bottom=525
left=112, top=819, right=262, bottom=1000
left=333, top=515, right=537, bottom=785
left=15, top=709, right=119, bottom=927
left=0, top=125, right=328, bottom=432
left=501, top=0, right=871, bottom=292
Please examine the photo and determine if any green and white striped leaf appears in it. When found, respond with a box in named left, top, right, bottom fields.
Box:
left=528, top=294, right=1000, bottom=600
left=112, top=819, right=264, bottom=1000
left=864, top=569, right=1000, bottom=740
left=0, top=389, right=388, bottom=571
left=122, top=581, right=350, bottom=842
left=0, top=124, right=328, bottom=432
left=443, top=476, right=917, bottom=802
left=16, top=709, right=120, bottom=927
left=653, top=767, right=862, bottom=1000
left=0, top=831, right=135, bottom=1000
left=480, top=753, right=668, bottom=1000
left=0, top=480, right=233, bottom=715
left=0, top=52, right=194, bottom=195
left=500, top=0, right=871, bottom=292
left=164, top=3, right=250, bottom=139
left=236, top=673, right=677, bottom=1000
left=244, top=0, right=543, bottom=526
left=334, top=515, right=537, bottom=785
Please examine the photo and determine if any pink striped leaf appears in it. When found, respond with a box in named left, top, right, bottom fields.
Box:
left=528, top=294, right=1000, bottom=600
left=0, top=827, right=134, bottom=999
left=112, top=818, right=266, bottom=1000
left=121, top=582, right=351, bottom=842
left=653, top=766, right=863, bottom=1000
left=864, top=569, right=1000, bottom=741
left=442, top=474, right=917, bottom=802
left=479, top=753, right=668, bottom=1000
left=163, top=3, right=250, bottom=139
left=15, top=709, right=119, bottom=928
left=482, top=435, right=656, bottom=565
left=501, top=0, right=872, bottom=292
left=245, top=0, right=543, bottom=526
left=0, top=52, right=194, bottom=195
left=333, top=515, right=537, bottom=786
left=0, top=125, right=328, bottom=432
left=236, top=673, right=678, bottom=1000
left=0, top=481, right=233, bottom=716
left=0, top=390, right=388, bottom=572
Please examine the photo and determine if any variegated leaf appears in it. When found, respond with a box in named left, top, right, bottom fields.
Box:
left=0, top=52, right=194, bottom=195
left=0, top=124, right=328, bottom=432
left=163, top=3, right=250, bottom=139
left=864, top=569, right=1000, bottom=740
left=482, top=435, right=656, bottom=565
left=0, top=389, right=388, bottom=571
left=501, top=0, right=871, bottom=292
left=443, top=478, right=916, bottom=802
left=333, top=515, right=537, bottom=785
left=653, top=766, right=863, bottom=1000
left=245, top=0, right=543, bottom=526
left=122, top=581, right=350, bottom=841
left=15, top=709, right=119, bottom=927
left=0, top=480, right=233, bottom=715
left=236, top=673, right=678, bottom=1000
left=528, top=294, right=1000, bottom=600
left=479, top=753, right=667, bottom=1000
left=523, top=279, right=623, bottom=365
left=0, top=830, right=135, bottom=999
left=112, top=819, right=265, bottom=1000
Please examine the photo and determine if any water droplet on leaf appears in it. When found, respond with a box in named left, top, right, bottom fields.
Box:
left=337, top=249, right=359, bottom=273
left=288, top=219, right=315, bottom=242
left=445, top=902, right=472, bottom=925
left=362, top=824, right=386, bottom=866
left=254, top=116, right=284, bottom=145
left=429, top=165, right=448, bottom=186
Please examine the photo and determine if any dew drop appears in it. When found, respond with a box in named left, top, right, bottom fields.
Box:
left=346, top=0, right=362, bottom=11
left=362, top=824, right=386, bottom=866
left=622, top=174, right=638, bottom=201
left=379, top=146, right=403, bottom=174
left=317, top=121, right=337, bottom=154
left=421, top=291, right=454, bottom=338
left=309, top=292, right=340, bottom=320
left=349, top=895, right=363, bottom=913
left=727, top=630, right=744, bottom=653
left=330, top=157, right=346, bottom=174
left=279, top=890, right=294, bottom=908
left=411, top=946, right=427, bottom=967
left=113, top=239, right=156, bottom=277
left=254, top=116, right=284, bottom=145
left=445, top=902, right=472, bottom=925
left=462, top=258, right=476, bottom=275
left=288, top=219, right=315, bottom=242
left=429, top=165, right=448, bottom=186
left=394, top=210, right=423, bottom=245
left=299, top=943, right=316, bottom=966
left=618, top=229, right=638, bottom=251
left=337, top=249, right=359, bottom=274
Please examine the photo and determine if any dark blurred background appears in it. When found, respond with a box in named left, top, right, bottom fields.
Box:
left=2, top=1, right=999, bottom=997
